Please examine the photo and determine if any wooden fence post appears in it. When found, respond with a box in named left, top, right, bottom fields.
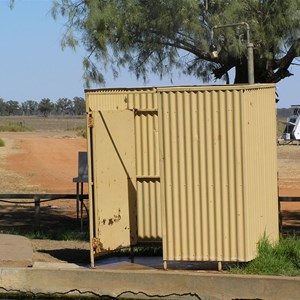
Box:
left=34, top=196, right=40, bottom=232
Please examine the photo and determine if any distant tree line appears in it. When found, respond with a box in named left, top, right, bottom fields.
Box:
left=277, top=108, right=293, bottom=119
left=0, top=97, right=291, bottom=119
left=0, top=97, right=85, bottom=117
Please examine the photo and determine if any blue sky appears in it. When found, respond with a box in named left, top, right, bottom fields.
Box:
left=0, top=0, right=299, bottom=108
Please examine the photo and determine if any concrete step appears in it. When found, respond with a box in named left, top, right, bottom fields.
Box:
left=0, top=234, right=33, bottom=267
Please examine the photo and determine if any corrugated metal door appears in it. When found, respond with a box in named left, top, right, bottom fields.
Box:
left=86, top=89, right=162, bottom=242
left=88, top=110, right=137, bottom=263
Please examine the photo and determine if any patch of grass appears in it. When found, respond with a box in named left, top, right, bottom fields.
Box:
left=78, top=127, right=87, bottom=138
left=0, top=228, right=89, bottom=241
left=0, top=122, right=33, bottom=132
left=230, top=236, right=300, bottom=276
left=0, top=138, right=5, bottom=147
left=65, top=125, right=87, bottom=138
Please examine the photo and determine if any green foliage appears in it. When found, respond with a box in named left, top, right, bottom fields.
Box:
left=73, top=96, right=85, bottom=115
left=21, top=100, right=39, bottom=116
left=52, top=0, right=300, bottom=86
left=5, top=100, right=20, bottom=115
left=0, top=138, right=5, bottom=147
left=0, top=122, right=33, bottom=132
left=38, top=98, right=54, bottom=117
left=231, top=236, right=300, bottom=276
left=0, top=97, right=85, bottom=117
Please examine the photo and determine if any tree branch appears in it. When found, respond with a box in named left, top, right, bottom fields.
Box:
left=266, top=38, right=300, bottom=82
left=212, top=60, right=236, bottom=79
left=275, top=38, right=300, bottom=70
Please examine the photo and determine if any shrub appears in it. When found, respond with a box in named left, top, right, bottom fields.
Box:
left=0, top=122, right=33, bottom=132
left=231, top=236, right=300, bottom=276
left=0, top=138, right=4, bottom=147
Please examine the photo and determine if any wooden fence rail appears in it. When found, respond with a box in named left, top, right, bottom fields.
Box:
left=0, top=194, right=88, bottom=232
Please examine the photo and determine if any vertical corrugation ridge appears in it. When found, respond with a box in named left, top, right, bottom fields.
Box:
left=172, top=92, right=182, bottom=258
left=221, top=91, right=232, bottom=261
left=239, top=90, right=247, bottom=261
left=233, top=90, right=245, bottom=260
left=227, top=93, right=237, bottom=257
left=192, top=92, right=201, bottom=258
left=214, top=91, right=222, bottom=259
left=133, top=91, right=161, bottom=241
left=167, top=91, right=175, bottom=259
left=198, top=91, right=208, bottom=258
left=219, top=90, right=226, bottom=259
left=206, top=90, right=216, bottom=258
left=186, top=91, right=195, bottom=259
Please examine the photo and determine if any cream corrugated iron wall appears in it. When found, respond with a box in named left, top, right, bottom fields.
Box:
left=158, top=85, right=278, bottom=262
left=86, top=89, right=162, bottom=241
left=242, top=87, right=278, bottom=259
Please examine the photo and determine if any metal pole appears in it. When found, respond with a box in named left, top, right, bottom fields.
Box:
left=34, top=196, right=40, bottom=232
left=212, top=22, right=255, bottom=84
left=247, top=42, right=254, bottom=84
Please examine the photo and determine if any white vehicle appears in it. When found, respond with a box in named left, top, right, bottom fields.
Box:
left=281, top=105, right=300, bottom=141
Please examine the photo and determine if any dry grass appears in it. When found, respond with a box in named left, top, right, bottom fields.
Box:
left=277, top=117, right=286, bottom=138
left=0, top=115, right=86, bottom=131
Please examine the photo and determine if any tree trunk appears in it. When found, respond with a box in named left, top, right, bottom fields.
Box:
left=234, top=61, right=249, bottom=84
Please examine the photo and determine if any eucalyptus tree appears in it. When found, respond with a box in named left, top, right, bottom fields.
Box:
left=0, top=98, right=6, bottom=116
left=73, top=96, right=85, bottom=115
left=56, top=97, right=73, bottom=116
left=5, top=100, right=20, bottom=115
left=21, top=100, right=39, bottom=116
left=38, top=98, right=54, bottom=117
left=51, top=0, right=300, bottom=87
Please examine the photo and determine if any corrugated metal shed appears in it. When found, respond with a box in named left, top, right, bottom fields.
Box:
left=86, top=84, right=278, bottom=267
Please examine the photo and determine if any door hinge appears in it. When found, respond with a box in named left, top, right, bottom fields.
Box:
left=92, top=237, right=103, bottom=254
left=88, top=115, right=94, bottom=128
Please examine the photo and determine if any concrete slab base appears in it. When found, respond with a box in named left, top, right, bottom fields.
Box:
left=0, top=234, right=33, bottom=267
left=0, top=266, right=300, bottom=299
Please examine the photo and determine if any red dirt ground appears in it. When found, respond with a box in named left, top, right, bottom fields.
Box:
left=0, top=131, right=87, bottom=196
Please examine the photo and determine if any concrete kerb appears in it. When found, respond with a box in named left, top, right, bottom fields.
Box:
left=0, top=267, right=300, bottom=300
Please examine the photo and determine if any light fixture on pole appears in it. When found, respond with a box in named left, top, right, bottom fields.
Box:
left=210, top=22, right=254, bottom=84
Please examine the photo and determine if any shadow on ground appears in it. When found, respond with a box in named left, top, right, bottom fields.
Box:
left=0, top=203, right=90, bottom=264
left=38, top=248, right=90, bottom=264
left=0, top=204, right=88, bottom=233
left=281, top=210, right=300, bottom=235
